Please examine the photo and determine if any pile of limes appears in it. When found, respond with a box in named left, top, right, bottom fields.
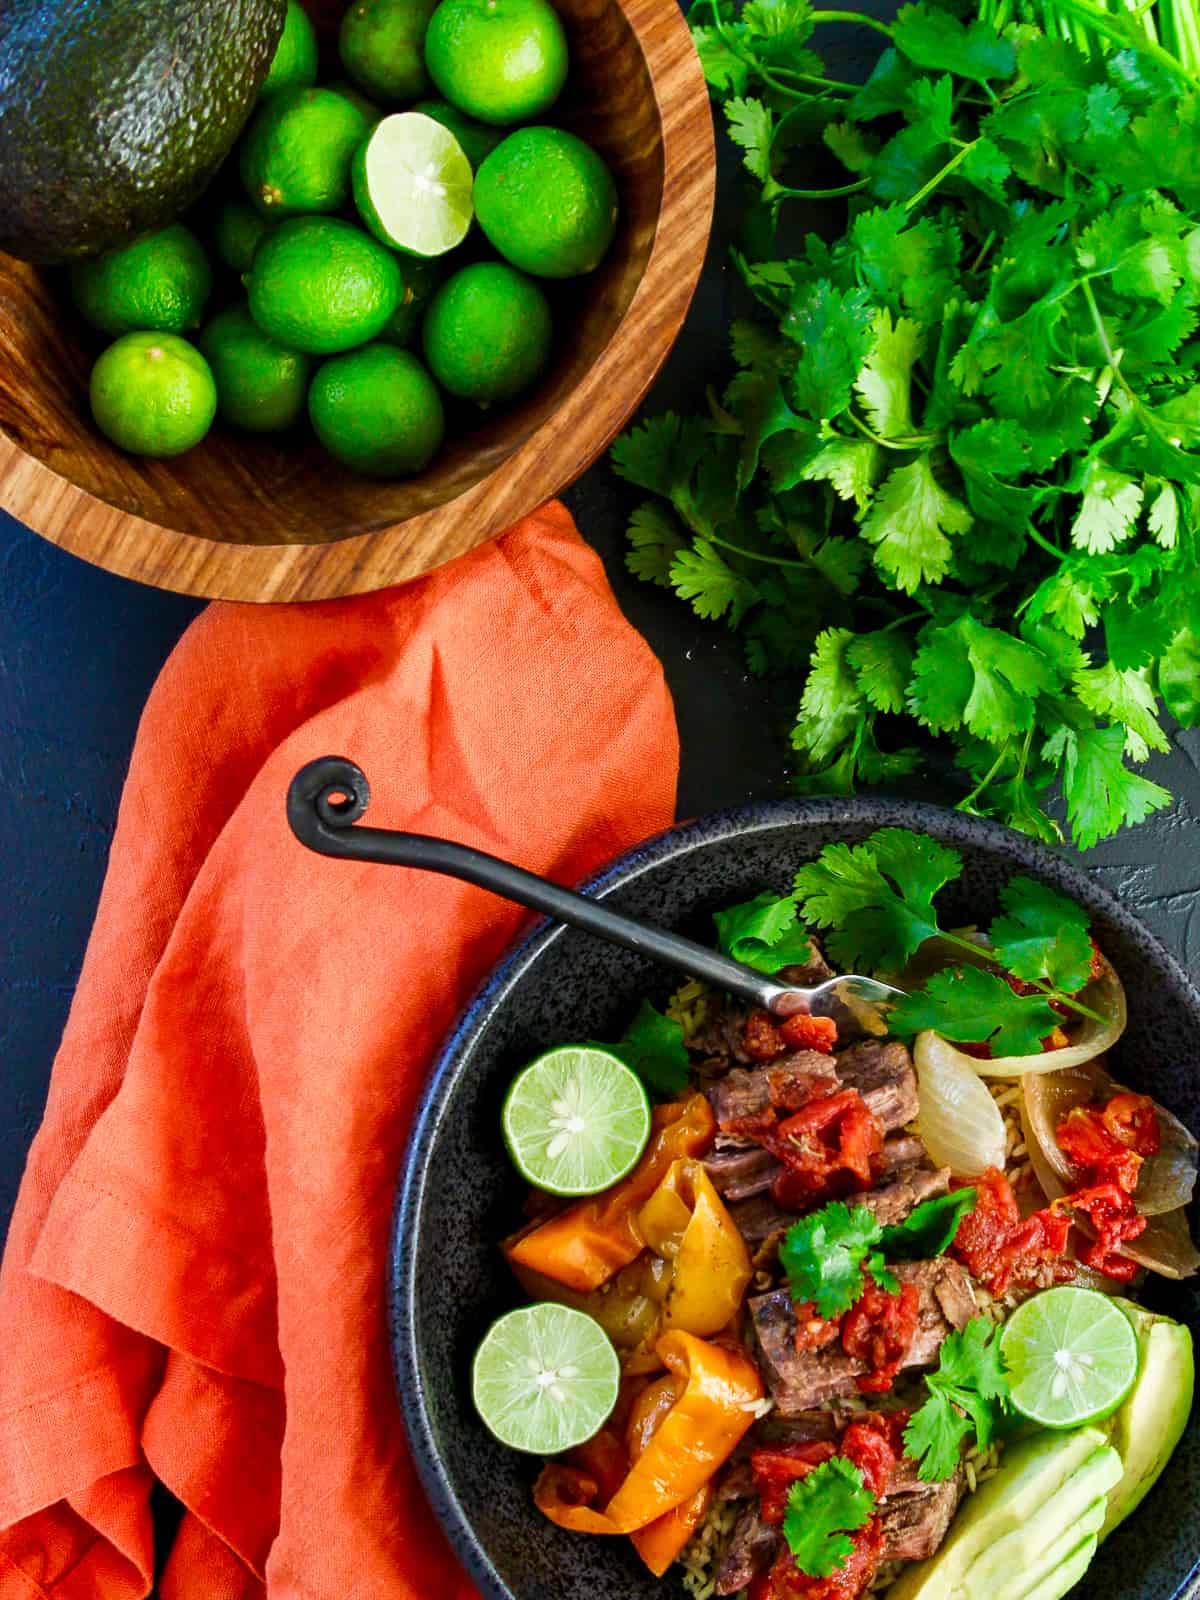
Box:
left=74, top=0, right=620, bottom=476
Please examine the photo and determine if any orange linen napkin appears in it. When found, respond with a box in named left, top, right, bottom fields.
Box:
left=0, top=501, right=680, bottom=1600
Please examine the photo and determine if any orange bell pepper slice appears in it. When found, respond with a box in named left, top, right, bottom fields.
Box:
left=506, top=1094, right=716, bottom=1292
left=631, top=1482, right=715, bottom=1578
left=533, top=1329, right=762, bottom=1535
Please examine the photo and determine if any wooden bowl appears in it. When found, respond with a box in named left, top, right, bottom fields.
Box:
left=0, top=0, right=713, bottom=602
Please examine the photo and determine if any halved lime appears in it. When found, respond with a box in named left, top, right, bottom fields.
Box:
left=472, top=1303, right=620, bottom=1454
left=502, top=1045, right=651, bottom=1197
left=1000, top=1286, right=1139, bottom=1429
left=352, top=112, right=474, bottom=258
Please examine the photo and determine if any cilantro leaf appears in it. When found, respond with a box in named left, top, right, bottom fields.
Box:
left=670, top=539, right=760, bottom=624
left=713, top=890, right=814, bottom=974
left=598, top=1001, right=689, bottom=1097
left=783, top=1458, right=875, bottom=1578
left=793, top=827, right=962, bottom=971
left=726, top=96, right=775, bottom=182
left=625, top=503, right=687, bottom=587
left=1073, top=662, right=1170, bottom=760
left=1161, top=627, right=1200, bottom=725
left=785, top=281, right=875, bottom=420
left=879, top=1187, right=977, bottom=1260
left=794, top=627, right=865, bottom=764
left=1048, top=725, right=1173, bottom=849
left=889, top=966, right=1064, bottom=1055
left=779, top=1202, right=886, bottom=1318
left=905, top=1317, right=1011, bottom=1481
left=847, top=630, right=914, bottom=714
left=861, top=458, right=973, bottom=593
left=1070, top=462, right=1144, bottom=554
left=891, top=4, right=1015, bottom=83
left=855, top=311, right=922, bottom=437
left=903, top=1389, right=974, bottom=1480
left=988, top=876, right=1094, bottom=990
left=798, top=436, right=881, bottom=508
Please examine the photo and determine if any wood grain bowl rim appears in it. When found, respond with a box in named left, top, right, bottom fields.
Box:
left=0, top=0, right=715, bottom=604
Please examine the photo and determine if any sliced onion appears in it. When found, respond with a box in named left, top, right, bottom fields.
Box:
left=1021, top=1059, right=1198, bottom=1216
left=933, top=960, right=1128, bottom=1078
left=1124, top=1207, right=1200, bottom=1279
left=914, top=1030, right=1008, bottom=1178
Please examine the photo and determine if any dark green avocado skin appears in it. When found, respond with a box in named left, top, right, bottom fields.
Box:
left=0, top=0, right=288, bottom=264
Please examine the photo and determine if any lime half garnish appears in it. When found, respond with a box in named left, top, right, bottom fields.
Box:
left=353, top=112, right=474, bottom=258
left=472, top=1303, right=620, bottom=1454
left=502, top=1045, right=651, bottom=1197
left=1000, top=1286, right=1139, bottom=1429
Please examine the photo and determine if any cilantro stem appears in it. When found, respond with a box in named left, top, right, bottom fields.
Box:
left=1026, top=524, right=1066, bottom=560
left=810, top=7, right=895, bottom=32
left=847, top=411, right=939, bottom=450
left=707, top=534, right=818, bottom=572
left=774, top=178, right=871, bottom=199
left=931, top=928, right=1110, bottom=1025
left=958, top=743, right=1011, bottom=811
left=904, top=142, right=980, bottom=212
left=1034, top=0, right=1200, bottom=79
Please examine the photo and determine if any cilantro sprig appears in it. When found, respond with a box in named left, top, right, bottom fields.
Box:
left=792, top=828, right=1107, bottom=1037
left=779, top=1190, right=976, bottom=1317
left=613, top=0, right=1198, bottom=850
left=783, top=1457, right=876, bottom=1578
left=904, top=1316, right=1012, bottom=1481
left=713, top=889, right=814, bottom=973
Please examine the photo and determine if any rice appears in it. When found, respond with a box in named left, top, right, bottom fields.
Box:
left=668, top=978, right=710, bottom=1041
left=678, top=1496, right=741, bottom=1599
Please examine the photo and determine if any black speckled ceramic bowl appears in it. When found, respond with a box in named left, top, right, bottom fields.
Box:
left=390, top=800, right=1200, bottom=1600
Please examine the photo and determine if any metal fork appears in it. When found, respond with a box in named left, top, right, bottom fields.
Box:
left=286, top=756, right=905, bottom=1023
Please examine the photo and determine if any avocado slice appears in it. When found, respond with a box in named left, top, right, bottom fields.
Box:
left=1102, top=1300, right=1195, bottom=1538
left=1019, top=1531, right=1100, bottom=1600
left=964, top=1443, right=1120, bottom=1598
left=1001, top=1508, right=1104, bottom=1600
left=884, top=1428, right=1112, bottom=1600
left=0, top=0, right=287, bottom=263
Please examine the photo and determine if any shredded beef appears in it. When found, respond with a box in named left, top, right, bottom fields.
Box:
left=749, top=1260, right=974, bottom=1413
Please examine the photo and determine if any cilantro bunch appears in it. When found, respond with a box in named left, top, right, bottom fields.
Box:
left=905, top=1316, right=1012, bottom=1478
left=612, top=0, right=1200, bottom=848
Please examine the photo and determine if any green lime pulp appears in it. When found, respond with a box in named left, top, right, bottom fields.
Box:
left=1000, top=1286, right=1140, bottom=1429
left=501, top=1045, right=652, bottom=1196
left=472, top=1304, right=620, bottom=1454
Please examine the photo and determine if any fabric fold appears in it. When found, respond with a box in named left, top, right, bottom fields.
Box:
left=0, top=502, right=679, bottom=1599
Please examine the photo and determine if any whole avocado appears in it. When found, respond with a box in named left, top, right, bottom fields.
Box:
left=0, top=0, right=288, bottom=264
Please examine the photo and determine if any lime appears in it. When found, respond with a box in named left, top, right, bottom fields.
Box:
left=1000, top=1286, right=1140, bottom=1429
left=246, top=217, right=401, bottom=353
left=501, top=1045, right=651, bottom=1196
left=475, top=127, right=618, bottom=278
left=70, top=224, right=212, bottom=336
left=352, top=113, right=474, bottom=258
left=412, top=98, right=503, bottom=170
left=327, top=79, right=382, bottom=122
left=339, top=0, right=438, bottom=101
left=472, top=1304, right=620, bottom=1454
left=423, top=261, right=552, bottom=404
left=199, top=304, right=311, bottom=432
left=214, top=199, right=270, bottom=275
left=90, top=332, right=217, bottom=458
left=424, top=0, right=568, bottom=125
left=380, top=257, right=443, bottom=346
left=260, top=0, right=320, bottom=96
left=308, top=344, right=445, bottom=475
left=240, top=87, right=373, bottom=219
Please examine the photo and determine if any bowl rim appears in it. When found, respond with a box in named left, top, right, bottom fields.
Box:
left=390, top=795, right=1200, bottom=1600
left=0, top=0, right=715, bottom=604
